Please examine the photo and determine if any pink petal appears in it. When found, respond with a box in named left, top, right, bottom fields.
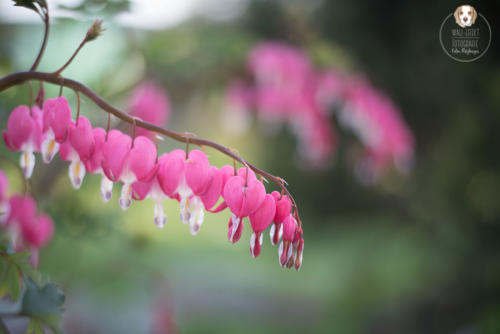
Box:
left=219, top=165, right=235, bottom=187
left=21, top=213, right=54, bottom=248
left=249, top=193, right=276, bottom=233
left=271, top=191, right=292, bottom=223
left=281, top=214, right=297, bottom=241
left=157, top=150, right=185, bottom=196
left=200, top=166, right=223, bottom=210
left=132, top=179, right=154, bottom=200
left=238, top=178, right=266, bottom=217
left=236, top=167, right=257, bottom=183
left=223, top=176, right=245, bottom=216
left=129, top=136, right=157, bottom=181
left=227, top=214, right=243, bottom=244
left=58, top=138, right=73, bottom=161
left=102, top=131, right=131, bottom=181
left=6, top=196, right=37, bottom=228
left=0, top=169, right=8, bottom=203
left=249, top=231, right=263, bottom=258
left=69, top=116, right=94, bottom=162
left=43, top=97, right=72, bottom=143
left=85, top=127, right=106, bottom=173
left=4, top=105, right=33, bottom=151
left=185, top=150, right=211, bottom=195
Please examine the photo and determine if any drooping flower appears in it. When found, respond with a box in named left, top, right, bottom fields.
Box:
left=4, top=195, right=37, bottom=251
left=294, top=236, right=304, bottom=271
left=269, top=191, right=292, bottom=246
left=41, top=97, right=72, bottom=163
left=129, top=82, right=170, bottom=139
left=157, top=149, right=213, bottom=234
left=4, top=195, right=54, bottom=267
left=223, top=168, right=266, bottom=243
left=21, top=213, right=54, bottom=249
left=132, top=154, right=172, bottom=229
left=279, top=214, right=298, bottom=267
left=59, top=116, right=95, bottom=189
left=84, top=128, right=115, bottom=202
left=2, top=105, right=43, bottom=178
left=249, top=193, right=275, bottom=258
left=102, top=132, right=157, bottom=210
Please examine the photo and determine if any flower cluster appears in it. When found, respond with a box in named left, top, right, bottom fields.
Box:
left=2, top=91, right=304, bottom=269
left=225, top=42, right=414, bottom=182
left=0, top=168, right=54, bottom=267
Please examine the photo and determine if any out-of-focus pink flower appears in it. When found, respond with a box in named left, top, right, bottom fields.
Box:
left=225, top=42, right=338, bottom=167
left=341, top=78, right=415, bottom=182
left=41, top=97, right=72, bottom=163
left=59, top=116, right=95, bottom=189
left=4, top=195, right=55, bottom=267
left=21, top=213, right=54, bottom=249
left=5, top=195, right=37, bottom=229
left=315, top=70, right=346, bottom=111
left=226, top=41, right=415, bottom=179
left=129, top=82, right=170, bottom=139
left=2, top=105, right=44, bottom=178
left=102, top=132, right=157, bottom=210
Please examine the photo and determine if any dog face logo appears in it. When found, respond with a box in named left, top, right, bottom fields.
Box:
left=454, top=5, right=477, bottom=28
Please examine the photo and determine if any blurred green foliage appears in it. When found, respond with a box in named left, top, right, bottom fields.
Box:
left=1, top=0, right=500, bottom=333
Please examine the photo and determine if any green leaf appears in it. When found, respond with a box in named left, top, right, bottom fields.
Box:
left=0, top=261, right=9, bottom=298
left=22, top=277, right=65, bottom=334
left=6, top=263, right=21, bottom=301
left=27, top=319, right=45, bottom=334
left=5, top=252, right=42, bottom=285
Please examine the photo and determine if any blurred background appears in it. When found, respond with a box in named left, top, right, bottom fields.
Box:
left=1, top=0, right=500, bottom=333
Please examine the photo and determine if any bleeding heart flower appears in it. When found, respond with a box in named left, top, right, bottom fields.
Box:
left=269, top=191, right=292, bottom=246
left=294, top=237, right=304, bottom=271
left=4, top=195, right=37, bottom=251
left=83, top=128, right=115, bottom=202
left=249, top=193, right=276, bottom=258
left=157, top=149, right=212, bottom=235
left=59, top=116, right=95, bottom=189
left=21, top=213, right=54, bottom=249
left=2, top=105, right=43, bottom=178
left=279, top=214, right=298, bottom=267
left=223, top=171, right=266, bottom=243
left=102, top=132, right=157, bottom=210
left=132, top=154, right=173, bottom=229
left=41, top=97, right=72, bottom=163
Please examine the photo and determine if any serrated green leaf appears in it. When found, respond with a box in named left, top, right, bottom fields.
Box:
left=27, top=318, right=44, bottom=334
left=22, top=278, right=65, bottom=334
left=6, top=263, right=21, bottom=301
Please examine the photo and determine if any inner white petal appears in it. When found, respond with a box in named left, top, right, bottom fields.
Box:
left=69, top=158, right=86, bottom=189
left=20, top=149, right=36, bottom=179
left=100, top=174, right=114, bottom=202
